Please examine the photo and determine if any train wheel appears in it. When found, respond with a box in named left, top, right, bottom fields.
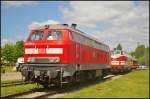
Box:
left=40, top=79, right=49, bottom=88
left=42, top=83, right=49, bottom=88
left=102, top=69, right=110, bottom=77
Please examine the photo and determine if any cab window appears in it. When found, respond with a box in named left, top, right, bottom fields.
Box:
left=46, top=31, right=62, bottom=40
left=30, top=31, right=43, bottom=41
left=113, top=50, right=121, bottom=55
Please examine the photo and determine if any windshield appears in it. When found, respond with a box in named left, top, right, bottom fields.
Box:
left=113, top=50, right=121, bottom=55
left=113, top=50, right=125, bottom=55
left=46, top=31, right=62, bottom=40
left=30, top=31, right=43, bottom=41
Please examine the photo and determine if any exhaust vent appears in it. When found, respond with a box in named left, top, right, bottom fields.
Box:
left=62, top=24, right=68, bottom=27
left=44, top=25, right=50, bottom=29
left=71, top=23, right=77, bottom=29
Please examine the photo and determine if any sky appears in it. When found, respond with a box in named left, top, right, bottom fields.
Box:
left=1, top=1, right=149, bottom=52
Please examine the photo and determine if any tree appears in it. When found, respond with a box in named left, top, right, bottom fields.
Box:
left=139, top=56, right=145, bottom=65
left=134, top=44, right=145, bottom=59
left=144, top=47, right=149, bottom=66
left=116, top=43, right=122, bottom=50
left=1, top=43, right=16, bottom=66
left=13, top=40, right=24, bottom=62
left=1, top=40, right=24, bottom=66
left=130, top=44, right=149, bottom=66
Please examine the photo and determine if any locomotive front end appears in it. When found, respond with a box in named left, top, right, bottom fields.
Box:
left=21, top=25, right=69, bottom=87
left=111, top=49, right=133, bottom=73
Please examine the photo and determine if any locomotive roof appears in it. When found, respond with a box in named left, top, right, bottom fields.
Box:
left=32, top=24, right=109, bottom=48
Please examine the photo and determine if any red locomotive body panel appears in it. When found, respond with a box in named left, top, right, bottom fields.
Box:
left=67, top=36, right=110, bottom=65
left=68, top=34, right=111, bottom=65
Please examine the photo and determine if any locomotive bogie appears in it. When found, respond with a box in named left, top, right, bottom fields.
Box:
left=21, top=63, right=111, bottom=87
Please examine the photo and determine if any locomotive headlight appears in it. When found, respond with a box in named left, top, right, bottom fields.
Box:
left=46, top=48, right=63, bottom=54
left=49, top=58, right=55, bottom=63
left=53, top=57, right=60, bottom=63
left=48, top=57, right=60, bottom=63
left=25, top=48, right=38, bottom=54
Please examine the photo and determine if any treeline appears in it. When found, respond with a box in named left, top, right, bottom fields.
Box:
left=130, top=44, right=149, bottom=66
left=1, top=40, right=24, bottom=66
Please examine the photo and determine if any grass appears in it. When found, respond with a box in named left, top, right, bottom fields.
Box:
left=1, top=79, right=23, bottom=84
left=1, top=83, right=42, bottom=96
left=63, top=69, right=149, bottom=98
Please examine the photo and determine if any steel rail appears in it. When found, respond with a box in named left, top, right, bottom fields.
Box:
left=1, top=81, right=33, bottom=87
left=1, top=88, right=44, bottom=99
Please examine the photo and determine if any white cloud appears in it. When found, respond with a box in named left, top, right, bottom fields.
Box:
left=2, top=1, right=37, bottom=7
left=60, top=1, right=149, bottom=51
left=60, top=1, right=134, bottom=28
left=28, top=20, right=60, bottom=30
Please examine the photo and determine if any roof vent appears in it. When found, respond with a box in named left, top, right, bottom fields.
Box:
left=62, top=24, right=68, bottom=27
left=44, top=25, right=50, bottom=29
left=71, top=23, right=77, bottom=29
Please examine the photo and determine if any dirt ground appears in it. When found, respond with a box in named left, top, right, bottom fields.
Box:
left=1, top=72, right=24, bottom=81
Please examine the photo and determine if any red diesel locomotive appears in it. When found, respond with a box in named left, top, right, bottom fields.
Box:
left=111, top=49, right=139, bottom=73
left=21, top=24, right=111, bottom=87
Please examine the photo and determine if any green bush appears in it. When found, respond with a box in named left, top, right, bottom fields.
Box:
left=1, top=66, right=15, bottom=73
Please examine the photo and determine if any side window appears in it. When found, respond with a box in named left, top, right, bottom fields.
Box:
left=79, top=35, right=83, bottom=43
left=69, top=31, right=73, bottom=40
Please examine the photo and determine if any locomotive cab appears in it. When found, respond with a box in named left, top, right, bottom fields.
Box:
left=24, top=29, right=69, bottom=64
left=22, top=25, right=73, bottom=87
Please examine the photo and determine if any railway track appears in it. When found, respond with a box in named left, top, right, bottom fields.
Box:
left=1, top=87, right=63, bottom=99
left=2, top=80, right=24, bottom=85
left=1, top=81, right=33, bottom=87
left=26, top=89, right=63, bottom=98
left=1, top=74, right=122, bottom=98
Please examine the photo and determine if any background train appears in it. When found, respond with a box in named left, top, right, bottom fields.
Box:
left=111, top=49, right=139, bottom=73
left=20, top=24, right=111, bottom=87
